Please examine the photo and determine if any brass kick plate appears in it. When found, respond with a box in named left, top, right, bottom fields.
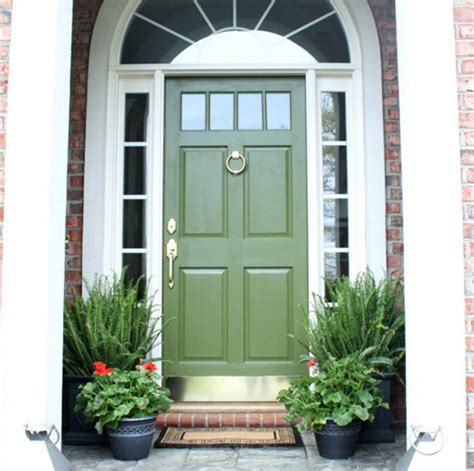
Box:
left=166, top=377, right=294, bottom=401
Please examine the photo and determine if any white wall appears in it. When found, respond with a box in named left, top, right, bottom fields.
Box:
left=0, top=1, right=73, bottom=469
left=396, top=0, right=467, bottom=467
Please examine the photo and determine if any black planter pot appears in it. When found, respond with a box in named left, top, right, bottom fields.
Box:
left=314, top=419, right=361, bottom=459
left=62, top=375, right=108, bottom=446
left=106, top=416, right=156, bottom=461
left=358, top=373, right=395, bottom=443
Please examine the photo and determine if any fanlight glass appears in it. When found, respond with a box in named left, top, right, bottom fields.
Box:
left=121, top=0, right=350, bottom=64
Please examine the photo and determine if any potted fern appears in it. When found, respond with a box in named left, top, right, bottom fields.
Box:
left=278, top=355, right=387, bottom=459
left=62, top=270, right=167, bottom=445
left=300, top=270, right=405, bottom=443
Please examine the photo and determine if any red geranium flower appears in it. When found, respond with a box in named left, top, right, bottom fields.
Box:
left=94, top=361, right=112, bottom=376
left=142, top=362, right=157, bottom=372
left=306, top=358, right=317, bottom=368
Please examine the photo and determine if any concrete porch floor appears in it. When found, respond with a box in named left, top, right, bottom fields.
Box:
left=63, top=427, right=406, bottom=470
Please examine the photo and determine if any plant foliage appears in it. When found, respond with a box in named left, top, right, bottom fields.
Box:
left=75, top=362, right=172, bottom=434
left=300, top=271, right=405, bottom=373
left=63, top=271, right=166, bottom=376
left=277, top=356, right=387, bottom=431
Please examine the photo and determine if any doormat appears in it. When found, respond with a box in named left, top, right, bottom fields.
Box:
left=155, top=427, right=303, bottom=448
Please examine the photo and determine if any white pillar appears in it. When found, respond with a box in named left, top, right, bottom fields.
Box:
left=0, top=1, right=73, bottom=470
left=396, top=0, right=466, bottom=468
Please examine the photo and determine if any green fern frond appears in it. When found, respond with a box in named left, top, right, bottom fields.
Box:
left=300, top=270, right=405, bottom=373
left=63, top=268, right=168, bottom=376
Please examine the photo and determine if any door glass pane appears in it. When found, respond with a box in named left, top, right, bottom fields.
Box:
left=266, top=93, right=290, bottom=130
left=210, top=93, right=234, bottom=130
left=235, top=0, right=272, bottom=29
left=124, top=147, right=146, bottom=195
left=323, top=146, right=347, bottom=194
left=195, top=0, right=233, bottom=31
left=292, top=14, right=350, bottom=63
left=123, top=253, right=147, bottom=286
left=324, top=252, right=349, bottom=280
left=123, top=200, right=146, bottom=248
left=182, top=93, right=206, bottom=130
left=238, top=93, right=262, bottom=130
left=324, top=199, right=349, bottom=248
left=125, top=94, right=148, bottom=142
left=321, top=92, right=346, bottom=141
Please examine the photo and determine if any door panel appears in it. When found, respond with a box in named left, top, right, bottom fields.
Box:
left=181, top=147, right=227, bottom=237
left=164, top=77, right=307, bottom=380
left=245, top=147, right=292, bottom=237
left=180, top=268, right=228, bottom=361
left=244, top=268, right=293, bottom=361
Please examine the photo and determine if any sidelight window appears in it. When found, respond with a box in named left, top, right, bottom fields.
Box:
left=121, top=93, right=149, bottom=285
left=320, top=90, right=349, bottom=281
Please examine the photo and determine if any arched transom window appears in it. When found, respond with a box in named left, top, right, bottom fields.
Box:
left=122, top=0, right=350, bottom=64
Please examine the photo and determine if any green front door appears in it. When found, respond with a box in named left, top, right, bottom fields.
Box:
left=163, top=77, right=307, bottom=390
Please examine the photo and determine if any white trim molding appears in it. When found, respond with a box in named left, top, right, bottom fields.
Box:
left=83, top=0, right=133, bottom=281
left=396, top=0, right=466, bottom=467
left=343, top=0, right=386, bottom=276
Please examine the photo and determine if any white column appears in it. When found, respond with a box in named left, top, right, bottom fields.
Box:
left=0, top=1, right=73, bottom=470
left=396, top=0, right=466, bottom=468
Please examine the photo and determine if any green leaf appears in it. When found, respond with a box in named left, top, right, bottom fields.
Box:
left=351, top=405, right=369, bottom=421
left=333, top=411, right=352, bottom=426
left=325, top=392, right=342, bottom=404
left=356, top=389, right=373, bottom=405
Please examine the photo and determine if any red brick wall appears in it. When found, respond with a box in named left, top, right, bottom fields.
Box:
left=454, top=1, right=474, bottom=464
left=367, top=0, right=405, bottom=424
left=65, top=0, right=103, bottom=296
left=0, top=0, right=11, bottom=302
left=368, top=0, right=403, bottom=284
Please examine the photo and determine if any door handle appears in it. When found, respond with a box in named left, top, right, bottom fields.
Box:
left=166, top=238, right=178, bottom=288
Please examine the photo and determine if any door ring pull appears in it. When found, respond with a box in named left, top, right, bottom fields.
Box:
left=226, top=151, right=246, bottom=176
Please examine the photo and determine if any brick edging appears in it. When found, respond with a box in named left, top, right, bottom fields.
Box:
left=156, top=412, right=296, bottom=429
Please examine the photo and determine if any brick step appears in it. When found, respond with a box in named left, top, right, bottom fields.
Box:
left=155, top=402, right=294, bottom=428
left=156, top=411, right=292, bottom=428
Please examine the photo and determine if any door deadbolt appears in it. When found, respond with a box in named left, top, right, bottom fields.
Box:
left=167, top=218, right=177, bottom=235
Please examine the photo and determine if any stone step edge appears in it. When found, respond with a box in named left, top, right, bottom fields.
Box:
left=156, top=412, right=296, bottom=428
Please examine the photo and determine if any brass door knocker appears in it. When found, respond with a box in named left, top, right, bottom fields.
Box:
left=226, top=151, right=246, bottom=176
